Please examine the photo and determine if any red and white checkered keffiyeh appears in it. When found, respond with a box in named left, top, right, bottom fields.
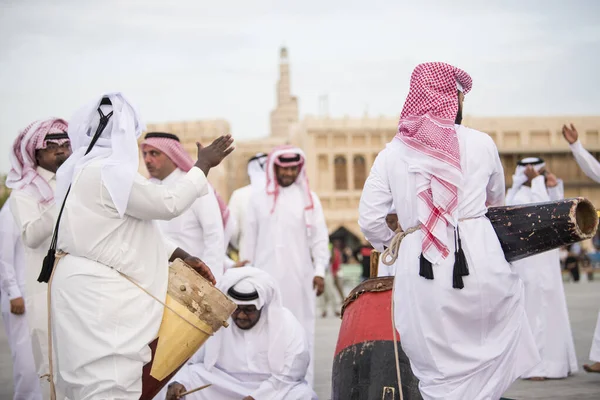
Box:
left=6, top=118, right=69, bottom=204
left=141, top=135, right=231, bottom=228
left=395, top=62, right=472, bottom=264
left=265, top=145, right=315, bottom=230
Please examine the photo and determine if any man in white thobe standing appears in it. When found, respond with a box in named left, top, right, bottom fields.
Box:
left=228, top=153, right=268, bottom=256
left=359, top=62, right=539, bottom=400
left=562, top=123, right=600, bottom=374
left=241, top=145, right=330, bottom=386
left=141, top=132, right=228, bottom=280
left=50, top=93, right=233, bottom=399
left=6, top=118, right=72, bottom=398
left=0, top=199, right=43, bottom=400
left=164, top=266, right=316, bottom=400
left=506, top=157, right=578, bottom=379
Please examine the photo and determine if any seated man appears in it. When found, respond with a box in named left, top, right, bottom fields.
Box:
left=165, top=267, right=316, bottom=400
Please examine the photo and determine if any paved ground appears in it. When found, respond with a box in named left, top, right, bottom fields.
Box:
left=2, top=280, right=600, bottom=399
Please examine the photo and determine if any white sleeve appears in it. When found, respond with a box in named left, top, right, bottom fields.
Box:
left=309, top=194, right=330, bottom=278
left=223, top=256, right=236, bottom=271
left=124, top=167, right=208, bottom=220
left=547, top=179, right=564, bottom=201
left=358, top=151, right=395, bottom=252
left=486, top=144, right=506, bottom=207
left=240, top=197, right=258, bottom=263
left=10, top=191, right=56, bottom=249
left=570, top=140, right=600, bottom=183
left=227, top=191, right=242, bottom=250
left=192, top=191, right=225, bottom=278
left=0, top=207, right=22, bottom=300
left=529, top=175, right=551, bottom=202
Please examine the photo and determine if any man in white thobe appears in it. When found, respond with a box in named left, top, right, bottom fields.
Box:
left=0, top=199, right=43, bottom=400
left=50, top=93, right=233, bottom=399
left=6, top=118, right=72, bottom=398
left=562, top=123, right=600, bottom=374
left=164, top=267, right=316, bottom=400
left=359, top=62, right=539, bottom=400
left=228, top=153, right=268, bottom=256
left=506, top=157, right=578, bottom=379
left=241, top=145, right=330, bottom=386
left=141, top=132, right=227, bottom=279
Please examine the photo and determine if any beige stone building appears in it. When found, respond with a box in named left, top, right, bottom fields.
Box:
left=140, top=48, right=600, bottom=247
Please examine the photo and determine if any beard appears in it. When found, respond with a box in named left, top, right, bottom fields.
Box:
left=455, top=107, right=463, bottom=125
left=55, top=154, right=68, bottom=168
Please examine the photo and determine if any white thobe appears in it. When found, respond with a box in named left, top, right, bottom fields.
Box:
left=51, top=162, right=208, bottom=399
left=151, top=168, right=225, bottom=280
left=0, top=200, right=43, bottom=400
left=158, top=309, right=316, bottom=400
left=9, top=166, right=58, bottom=397
left=359, top=126, right=539, bottom=400
left=568, top=141, right=600, bottom=363
left=228, top=184, right=252, bottom=254
left=241, top=186, right=330, bottom=386
left=507, top=177, right=578, bottom=378
left=569, top=140, right=600, bottom=183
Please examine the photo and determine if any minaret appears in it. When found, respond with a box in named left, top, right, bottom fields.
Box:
left=270, top=47, right=299, bottom=138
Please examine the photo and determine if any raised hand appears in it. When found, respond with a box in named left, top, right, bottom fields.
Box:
left=195, top=135, right=235, bottom=176
left=524, top=165, right=539, bottom=182
left=562, top=124, right=579, bottom=145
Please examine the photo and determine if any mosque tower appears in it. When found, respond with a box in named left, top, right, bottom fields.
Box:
left=270, top=47, right=299, bottom=138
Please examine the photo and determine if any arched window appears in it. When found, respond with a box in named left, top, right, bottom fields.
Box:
left=334, top=156, right=348, bottom=190
left=353, top=155, right=366, bottom=190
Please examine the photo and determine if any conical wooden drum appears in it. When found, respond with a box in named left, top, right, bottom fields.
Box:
left=140, top=259, right=237, bottom=399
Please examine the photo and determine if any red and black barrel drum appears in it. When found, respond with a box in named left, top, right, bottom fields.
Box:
left=332, top=277, right=422, bottom=400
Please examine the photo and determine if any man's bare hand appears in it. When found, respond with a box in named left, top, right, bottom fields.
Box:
left=195, top=135, right=235, bottom=176
left=313, top=276, right=325, bottom=296
left=10, top=297, right=25, bottom=315
left=184, top=256, right=217, bottom=285
left=562, top=123, right=579, bottom=145
left=242, top=396, right=256, bottom=400
left=544, top=170, right=559, bottom=188
left=524, top=165, right=539, bottom=181
left=166, top=382, right=187, bottom=400
left=234, top=260, right=250, bottom=268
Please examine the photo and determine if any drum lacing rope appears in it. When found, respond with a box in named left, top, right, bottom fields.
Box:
left=381, top=225, right=421, bottom=266
left=44, top=253, right=214, bottom=399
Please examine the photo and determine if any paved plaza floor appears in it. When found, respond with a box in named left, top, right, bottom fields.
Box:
left=2, top=280, right=599, bottom=399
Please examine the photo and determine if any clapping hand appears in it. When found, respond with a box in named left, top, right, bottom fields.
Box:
left=195, top=135, right=235, bottom=176
left=562, top=124, right=579, bottom=145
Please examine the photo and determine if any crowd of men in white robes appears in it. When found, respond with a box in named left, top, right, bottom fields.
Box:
left=0, top=93, right=329, bottom=399
left=1, top=67, right=600, bottom=400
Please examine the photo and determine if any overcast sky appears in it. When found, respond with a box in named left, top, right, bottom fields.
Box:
left=1, top=0, right=599, bottom=173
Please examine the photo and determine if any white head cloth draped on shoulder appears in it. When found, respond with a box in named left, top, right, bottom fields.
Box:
left=505, top=157, right=546, bottom=204
left=6, top=118, right=69, bottom=204
left=247, top=152, right=268, bottom=188
left=204, top=266, right=288, bottom=373
left=55, top=93, right=145, bottom=217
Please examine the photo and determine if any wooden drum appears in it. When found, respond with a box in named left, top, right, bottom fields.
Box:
left=332, top=277, right=423, bottom=400
left=140, top=259, right=237, bottom=399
